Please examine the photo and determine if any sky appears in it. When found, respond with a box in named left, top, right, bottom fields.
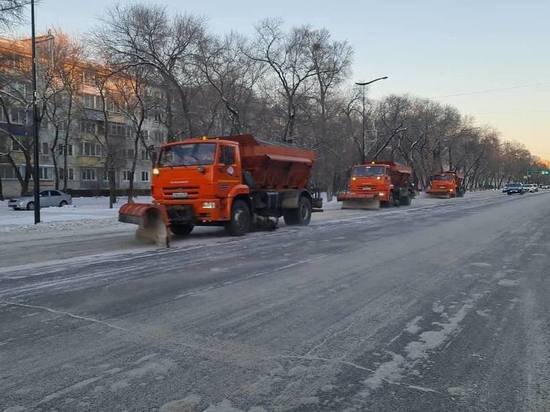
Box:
left=20, top=0, right=550, bottom=159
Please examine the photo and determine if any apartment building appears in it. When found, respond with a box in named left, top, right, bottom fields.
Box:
left=0, top=33, right=168, bottom=198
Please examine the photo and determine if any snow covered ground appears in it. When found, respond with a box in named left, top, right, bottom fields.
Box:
left=0, top=196, right=152, bottom=234
left=0, top=191, right=508, bottom=235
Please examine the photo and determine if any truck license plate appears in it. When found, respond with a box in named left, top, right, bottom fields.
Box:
left=172, top=192, right=189, bottom=198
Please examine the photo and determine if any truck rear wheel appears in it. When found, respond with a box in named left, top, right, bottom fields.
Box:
left=283, top=196, right=312, bottom=226
left=225, top=199, right=251, bottom=236
left=171, top=224, right=194, bottom=237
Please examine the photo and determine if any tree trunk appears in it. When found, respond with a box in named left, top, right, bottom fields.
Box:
left=51, top=127, right=60, bottom=190
left=128, top=136, right=140, bottom=203
left=62, top=97, right=73, bottom=191
left=108, top=166, right=116, bottom=209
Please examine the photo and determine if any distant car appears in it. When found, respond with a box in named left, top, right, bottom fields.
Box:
left=524, top=184, right=538, bottom=193
left=502, top=184, right=511, bottom=193
left=8, top=190, right=72, bottom=210
left=505, top=183, right=525, bottom=195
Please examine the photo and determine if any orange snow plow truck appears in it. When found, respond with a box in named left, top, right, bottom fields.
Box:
left=119, top=134, right=322, bottom=246
left=427, top=171, right=465, bottom=198
left=337, top=161, right=415, bottom=209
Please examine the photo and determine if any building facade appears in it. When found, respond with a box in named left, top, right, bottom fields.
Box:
left=0, top=34, right=167, bottom=198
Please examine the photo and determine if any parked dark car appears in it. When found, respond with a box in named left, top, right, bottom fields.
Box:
left=504, top=183, right=525, bottom=195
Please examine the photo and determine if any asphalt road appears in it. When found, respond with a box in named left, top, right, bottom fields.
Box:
left=1, top=192, right=549, bottom=411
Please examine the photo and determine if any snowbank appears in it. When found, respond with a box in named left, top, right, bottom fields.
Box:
left=0, top=196, right=151, bottom=234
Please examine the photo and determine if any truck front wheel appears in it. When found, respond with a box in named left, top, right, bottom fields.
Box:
left=283, top=196, right=312, bottom=226
left=226, top=199, right=251, bottom=236
left=171, top=224, right=194, bottom=237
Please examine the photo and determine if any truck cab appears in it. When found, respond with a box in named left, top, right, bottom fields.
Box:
left=427, top=172, right=464, bottom=198
left=152, top=138, right=246, bottom=226
left=349, top=164, right=392, bottom=202
left=338, top=161, right=414, bottom=208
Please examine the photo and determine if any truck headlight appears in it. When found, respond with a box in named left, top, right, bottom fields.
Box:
left=449, top=188, right=454, bottom=192
left=202, top=201, right=216, bottom=209
left=152, top=168, right=160, bottom=175
left=378, top=192, right=385, bottom=197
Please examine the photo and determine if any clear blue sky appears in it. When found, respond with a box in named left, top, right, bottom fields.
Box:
left=26, top=0, right=550, bottom=158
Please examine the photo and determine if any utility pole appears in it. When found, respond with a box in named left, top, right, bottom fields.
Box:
left=31, top=0, right=40, bottom=223
left=355, top=76, right=388, bottom=163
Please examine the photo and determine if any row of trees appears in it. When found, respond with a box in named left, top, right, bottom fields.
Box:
left=92, top=3, right=542, bottom=195
left=0, top=1, right=543, bottom=200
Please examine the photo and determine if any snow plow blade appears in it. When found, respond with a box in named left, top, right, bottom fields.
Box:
left=337, top=193, right=380, bottom=209
left=426, top=191, right=451, bottom=198
left=119, top=203, right=170, bottom=247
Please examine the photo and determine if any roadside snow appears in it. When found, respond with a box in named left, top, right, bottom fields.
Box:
left=0, top=196, right=151, bottom=234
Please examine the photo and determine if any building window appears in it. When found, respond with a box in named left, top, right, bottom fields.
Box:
left=122, top=170, right=133, bottom=181
left=81, top=168, right=96, bottom=181
left=140, top=150, right=149, bottom=161
left=59, top=168, right=74, bottom=181
left=82, top=94, right=96, bottom=109
left=83, top=70, right=96, bottom=86
left=80, top=121, right=96, bottom=134
left=11, top=139, right=22, bottom=151
left=41, top=142, right=49, bottom=155
left=58, top=144, right=73, bottom=156
left=141, top=171, right=149, bottom=182
left=0, top=107, right=7, bottom=123
left=10, top=108, right=27, bottom=125
left=0, top=164, right=17, bottom=179
left=80, top=142, right=102, bottom=156
left=39, top=166, right=54, bottom=180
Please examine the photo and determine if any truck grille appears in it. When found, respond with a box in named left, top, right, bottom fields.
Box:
left=162, top=186, right=200, bottom=199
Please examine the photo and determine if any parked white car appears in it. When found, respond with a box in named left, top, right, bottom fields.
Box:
left=8, top=190, right=72, bottom=210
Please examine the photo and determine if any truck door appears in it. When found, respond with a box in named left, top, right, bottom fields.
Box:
left=216, top=144, right=241, bottom=197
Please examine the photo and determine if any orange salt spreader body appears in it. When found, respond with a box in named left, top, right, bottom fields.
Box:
left=426, top=171, right=465, bottom=198
left=337, top=161, right=415, bottom=209
left=119, top=134, right=322, bottom=246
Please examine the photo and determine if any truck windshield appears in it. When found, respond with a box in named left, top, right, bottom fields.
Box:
left=353, top=166, right=386, bottom=177
left=433, top=175, right=454, bottom=181
left=158, top=143, right=216, bottom=167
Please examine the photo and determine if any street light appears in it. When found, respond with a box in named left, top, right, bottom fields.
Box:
left=31, top=0, right=40, bottom=223
left=355, top=76, right=388, bottom=163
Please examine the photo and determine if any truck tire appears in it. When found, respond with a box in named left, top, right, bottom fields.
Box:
left=393, top=192, right=401, bottom=207
left=171, top=224, right=194, bottom=237
left=382, top=193, right=394, bottom=208
left=283, top=196, right=312, bottom=226
left=225, top=199, right=251, bottom=236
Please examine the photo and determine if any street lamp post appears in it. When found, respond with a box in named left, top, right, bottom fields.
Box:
left=355, top=76, right=388, bottom=163
left=31, top=0, right=40, bottom=223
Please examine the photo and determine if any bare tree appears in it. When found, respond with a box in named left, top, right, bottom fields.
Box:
left=196, top=32, right=264, bottom=135
left=92, top=3, right=205, bottom=137
left=247, top=19, right=320, bottom=142
left=111, top=66, right=160, bottom=202
left=0, top=0, right=31, bottom=31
